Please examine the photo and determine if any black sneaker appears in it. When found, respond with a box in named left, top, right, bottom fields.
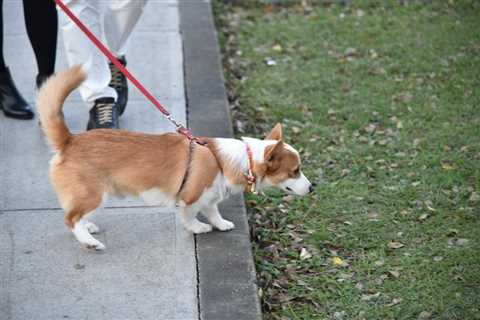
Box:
left=87, top=97, right=119, bottom=130
left=109, top=56, right=128, bottom=116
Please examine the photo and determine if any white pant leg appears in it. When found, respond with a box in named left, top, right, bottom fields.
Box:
left=104, top=0, right=148, bottom=57
left=59, top=0, right=117, bottom=107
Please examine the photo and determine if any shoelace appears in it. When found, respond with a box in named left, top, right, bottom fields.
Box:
left=96, top=102, right=114, bottom=124
left=109, top=64, right=124, bottom=90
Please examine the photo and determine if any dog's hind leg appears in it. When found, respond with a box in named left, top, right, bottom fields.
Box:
left=84, top=221, right=100, bottom=234
left=71, top=216, right=105, bottom=250
left=62, top=190, right=105, bottom=251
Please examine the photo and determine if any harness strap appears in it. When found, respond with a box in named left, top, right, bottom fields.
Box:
left=245, top=144, right=257, bottom=193
left=177, top=140, right=195, bottom=196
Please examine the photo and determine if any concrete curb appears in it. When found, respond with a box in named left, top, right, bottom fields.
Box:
left=179, top=1, right=262, bottom=319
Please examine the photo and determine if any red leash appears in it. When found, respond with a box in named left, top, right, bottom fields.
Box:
left=54, top=0, right=205, bottom=145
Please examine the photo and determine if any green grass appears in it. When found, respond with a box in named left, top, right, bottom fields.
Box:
left=214, top=1, right=480, bottom=319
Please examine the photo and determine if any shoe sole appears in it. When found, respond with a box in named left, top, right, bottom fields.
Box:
left=0, top=105, right=34, bottom=120
left=86, top=120, right=120, bottom=131
left=118, top=101, right=126, bottom=116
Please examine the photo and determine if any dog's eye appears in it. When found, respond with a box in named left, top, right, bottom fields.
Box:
left=291, top=168, right=300, bottom=178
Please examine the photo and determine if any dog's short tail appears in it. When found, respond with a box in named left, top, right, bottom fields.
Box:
left=37, top=65, right=86, bottom=151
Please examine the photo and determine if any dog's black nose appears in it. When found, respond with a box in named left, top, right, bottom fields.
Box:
left=309, top=184, right=315, bottom=193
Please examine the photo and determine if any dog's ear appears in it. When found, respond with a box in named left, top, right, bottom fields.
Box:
left=264, top=141, right=284, bottom=168
left=265, top=123, right=283, bottom=141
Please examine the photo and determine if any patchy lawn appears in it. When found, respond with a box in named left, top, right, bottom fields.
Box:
left=214, top=0, right=480, bottom=319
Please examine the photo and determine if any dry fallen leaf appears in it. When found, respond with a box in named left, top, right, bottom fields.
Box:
left=344, top=47, right=358, bottom=57
left=300, top=247, right=312, bottom=260
left=263, top=4, right=274, bottom=14
left=425, top=202, right=436, bottom=212
left=282, top=195, right=295, bottom=203
left=388, top=241, right=405, bottom=249
left=272, top=44, right=282, bottom=52
left=374, top=260, right=385, bottom=267
left=388, top=270, right=400, bottom=278
left=469, top=192, right=480, bottom=203
left=368, top=211, right=379, bottom=220
left=332, top=256, right=344, bottom=266
left=341, top=169, right=351, bottom=177
left=258, top=288, right=263, bottom=298
left=356, top=9, right=365, bottom=17
left=418, top=213, right=430, bottom=221
left=395, top=92, right=413, bottom=103
left=386, top=298, right=403, bottom=307
left=333, top=311, right=346, bottom=320
left=361, top=292, right=380, bottom=301
left=355, top=282, right=364, bottom=290
left=337, top=272, right=354, bottom=282
left=456, top=238, right=469, bottom=246
left=441, top=160, right=455, bottom=170
left=418, top=311, right=432, bottom=320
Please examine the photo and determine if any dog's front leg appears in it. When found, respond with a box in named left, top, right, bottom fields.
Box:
left=179, top=205, right=213, bottom=234
left=202, top=204, right=235, bottom=231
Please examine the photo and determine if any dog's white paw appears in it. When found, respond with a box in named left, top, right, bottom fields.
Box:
left=188, top=222, right=213, bottom=234
left=85, top=222, right=100, bottom=234
left=82, top=239, right=106, bottom=251
left=214, top=219, right=235, bottom=231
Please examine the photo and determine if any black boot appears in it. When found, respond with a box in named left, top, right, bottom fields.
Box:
left=0, top=67, right=34, bottom=119
left=87, top=97, right=119, bottom=130
left=109, top=56, right=128, bottom=116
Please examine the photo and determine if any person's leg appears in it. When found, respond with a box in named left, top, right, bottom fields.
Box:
left=58, top=0, right=119, bottom=129
left=23, top=0, right=58, bottom=88
left=58, top=0, right=116, bottom=107
left=104, top=0, right=148, bottom=115
left=104, top=0, right=148, bottom=57
left=0, top=0, right=6, bottom=72
left=0, top=0, right=33, bottom=119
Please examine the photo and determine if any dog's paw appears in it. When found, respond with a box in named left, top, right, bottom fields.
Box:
left=214, top=219, right=235, bottom=231
left=82, top=240, right=106, bottom=251
left=85, top=222, right=100, bottom=234
left=188, top=222, right=213, bottom=234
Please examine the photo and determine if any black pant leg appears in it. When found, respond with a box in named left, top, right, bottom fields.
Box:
left=0, top=0, right=6, bottom=71
left=23, top=0, right=58, bottom=76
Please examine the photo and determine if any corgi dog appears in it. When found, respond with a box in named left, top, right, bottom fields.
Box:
left=37, top=66, right=313, bottom=250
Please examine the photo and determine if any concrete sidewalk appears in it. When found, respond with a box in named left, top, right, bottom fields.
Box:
left=0, top=1, right=261, bottom=319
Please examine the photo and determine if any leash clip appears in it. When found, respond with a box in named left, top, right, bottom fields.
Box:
left=177, top=126, right=207, bottom=146
left=246, top=172, right=257, bottom=193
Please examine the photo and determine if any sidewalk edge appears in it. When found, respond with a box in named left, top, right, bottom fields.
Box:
left=179, top=1, right=262, bottom=320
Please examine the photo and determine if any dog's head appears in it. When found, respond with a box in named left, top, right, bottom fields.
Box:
left=256, top=123, right=313, bottom=196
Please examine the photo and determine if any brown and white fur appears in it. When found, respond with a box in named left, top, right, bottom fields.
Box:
left=37, top=66, right=313, bottom=250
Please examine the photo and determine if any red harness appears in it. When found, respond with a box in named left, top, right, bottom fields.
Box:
left=54, top=0, right=205, bottom=145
